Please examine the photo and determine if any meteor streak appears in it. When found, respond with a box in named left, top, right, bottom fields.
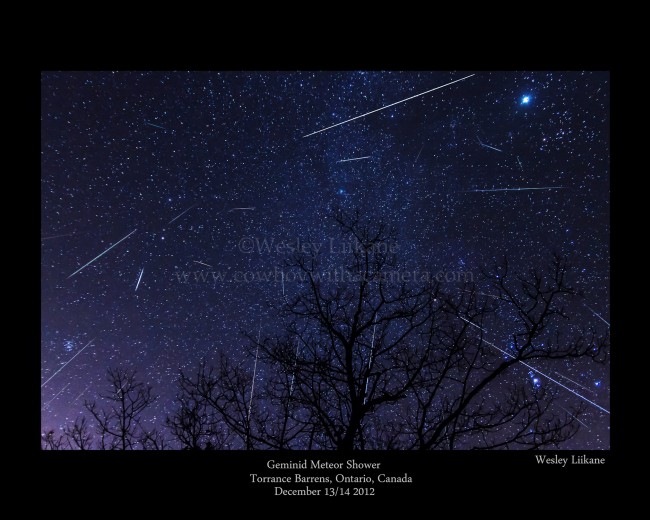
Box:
left=476, top=136, right=503, bottom=152
left=363, top=316, right=379, bottom=405
left=462, top=186, right=566, bottom=193
left=168, top=204, right=197, bottom=224
left=68, top=230, right=137, bottom=278
left=135, top=268, right=144, bottom=291
left=289, top=339, right=300, bottom=396
left=303, top=74, right=476, bottom=137
left=558, top=405, right=591, bottom=429
left=247, top=322, right=262, bottom=423
left=414, top=145, right=424, bottom=165
left=337, top=156, right=371, bottom=163
left=554, top=371, right=594, bottom=393
left=41, top=232, right=76, bottom=241
left=72, top=384, right=92, bottom=404
left=194, top=260, right=213, bottom=268
left=585, top=304, right=610, bottom=327
left=41, top=338, right=96, bottom=388
left=42, top=383, right=70, bottom=410
left=457, top=316, right=610, bottom=414
left=144, top=121, right=166, bottom=130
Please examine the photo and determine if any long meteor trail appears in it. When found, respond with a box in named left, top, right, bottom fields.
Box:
left=457, top=316, right=610, bottom=415
left=414, top=144, right=424, bottom=165
left=41, top=232, right=76, bottom=241
left=144, top=121, right=166, bottom=130
left=72, top=384, right=92, bottom=404
left=135, top=268, right=144, bottom=291
left=481, top=143, right=503, bottom=152
left=168, top=204, right=197, bottom=224
left=247, top=322, right=262, bottom=422
left=462, top=186, right=566, bottom=193
left=303, top=74, right=476, bottom=137
left=68, top=230, right=136, bottom=278
left=585, top=304, right=610, bottom=327
left=42, top=383, right=70, bottom=410
left=476, top=136, right=503, bottom=152
left=554, top=371, right=594, bottom=393
left=337, top=156, right=371, bottom=163
left=558, top=405, right=590, bottom=429
left=41, top=338, right=96, bottom=388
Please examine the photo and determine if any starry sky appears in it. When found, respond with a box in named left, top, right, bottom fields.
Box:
left=41, top=71, right=610, bottom=448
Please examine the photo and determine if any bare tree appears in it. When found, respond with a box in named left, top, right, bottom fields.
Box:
left=168, top=352, right=307, bottom=449
left=64, top=416, right=94, bottom=449
left=41, top=429, right=64, bottom=450
left=259, top=211, right=443, bottom=450
left=407, top=254, right=607, bottom=450
left=166, top=359, right=235, bottom=450
left=85, top=368, right=162, bottom=450
left=45, top=213, right=607, bottom=451
left=175, top=210, right=608, bottom=450
left=41, top=416, right=94, bottom=450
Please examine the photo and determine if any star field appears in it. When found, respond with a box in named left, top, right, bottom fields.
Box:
left=41, top=71, right=610, bottom=449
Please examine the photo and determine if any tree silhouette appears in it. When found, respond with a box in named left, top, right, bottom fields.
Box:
left=170, top=210, right=608, bottom=450
left=41, top=429, right=64, bottom=450
left=43, top=212, right=609, bottom=450
left=166, top=359, right=235, bottom=450
left=85, top=367, right=162, bottom=450
left=407, top=254, right=606, bottom=450
left=41, top=416, right=93, bottom=450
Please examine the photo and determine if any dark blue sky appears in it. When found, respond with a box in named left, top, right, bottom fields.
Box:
left=41, top=71, right=610, bottom=448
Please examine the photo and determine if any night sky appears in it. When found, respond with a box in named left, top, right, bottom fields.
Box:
left=41, top=71, right=610, bottom=449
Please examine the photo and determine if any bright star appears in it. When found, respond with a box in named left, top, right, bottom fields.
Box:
left=521, top=95, right=531, bottom=104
